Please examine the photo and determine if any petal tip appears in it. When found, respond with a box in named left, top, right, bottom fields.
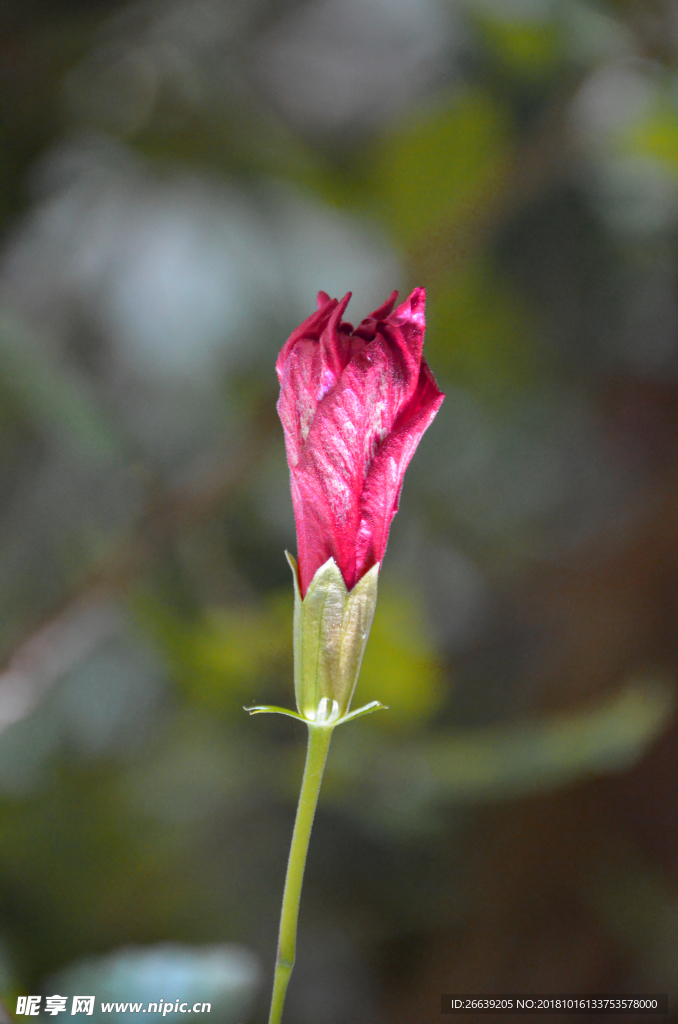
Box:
left=327, top=291, right=353, bottom=332
left=393, top=287, right=426, bottom=330
left=368, top=289, right=399, bottom=322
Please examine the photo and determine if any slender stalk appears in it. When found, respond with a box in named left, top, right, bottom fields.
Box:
left=268, top=723, right=334, bottom=1024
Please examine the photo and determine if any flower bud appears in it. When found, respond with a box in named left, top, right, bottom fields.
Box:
left=276, top=288, right=444, bottom=599
left=270, top=288, right=442, bottom=727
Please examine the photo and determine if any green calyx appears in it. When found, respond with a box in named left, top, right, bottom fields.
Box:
left=245, top=554, right=384, bottom=728
left=288, top=553, right=379, bottom=720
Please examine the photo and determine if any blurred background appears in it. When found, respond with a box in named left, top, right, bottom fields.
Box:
left=1, top=0, right=678, bottom=1020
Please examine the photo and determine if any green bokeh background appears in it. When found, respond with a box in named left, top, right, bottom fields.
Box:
left=1, top=1, right=678, bottom=1021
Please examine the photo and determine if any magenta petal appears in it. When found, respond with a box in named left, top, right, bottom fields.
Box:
left=355, top=363, right=444, bottom=581
left=276, top=295, right=336, bottom=378
left=319, top=292, right=353, bottom=389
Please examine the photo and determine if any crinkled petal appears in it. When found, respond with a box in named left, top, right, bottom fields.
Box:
left=276, top=293, right=354, bottom=466
left=355, top=362, right=444, bottom=580
left=276, top=293, right=336, bottom=379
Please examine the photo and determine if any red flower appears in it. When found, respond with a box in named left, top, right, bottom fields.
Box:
left=277, top=288, right=444, bottom=598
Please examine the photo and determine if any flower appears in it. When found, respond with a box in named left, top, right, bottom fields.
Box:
left=277, top=288, right=444, bottom=598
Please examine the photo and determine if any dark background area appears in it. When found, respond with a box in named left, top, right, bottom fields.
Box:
left=1, top=0, right=678, bottom=1021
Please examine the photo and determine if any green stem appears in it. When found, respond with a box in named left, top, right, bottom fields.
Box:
left=268, top=723, right=334, bottom=1024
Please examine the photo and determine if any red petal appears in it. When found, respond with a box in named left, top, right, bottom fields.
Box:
left=275, top=293, right=337, bottom=381
left=355, top=361, right=444, bottom=580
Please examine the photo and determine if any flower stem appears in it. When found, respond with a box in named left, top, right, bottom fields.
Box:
left=268, top=723, right=334, bottom=1024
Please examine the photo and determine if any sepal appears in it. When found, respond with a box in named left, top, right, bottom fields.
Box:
left=286, top=552, right=379, bottom=720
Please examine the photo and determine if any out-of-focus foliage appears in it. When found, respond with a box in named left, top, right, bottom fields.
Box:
left=1, top=0, right=678, bottom=1020
left=353, top=582, right=446, bottom=727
